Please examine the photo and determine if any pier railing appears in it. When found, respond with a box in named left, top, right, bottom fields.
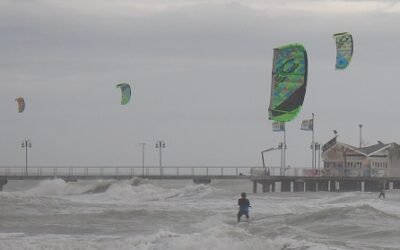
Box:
left=0, top=166, right=258, bottom=178
left=0, top=166, right=395, bottom=179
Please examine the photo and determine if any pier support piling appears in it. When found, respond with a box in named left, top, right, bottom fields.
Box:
left=281, top=181, right=291, bottom=192
left=364, top=180, right=380, bottom=192
left=293, top=181, right=304, bottom=192
left=262, top=183, right=270, bottom=193
left=339, top=180, right=359, bottom=191
left=0, top=179, right=8, bottom=191
left=317, top=181, right=329, bottom=191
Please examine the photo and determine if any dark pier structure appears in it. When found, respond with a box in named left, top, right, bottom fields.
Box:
left=251, top=176, right=399, bottom=193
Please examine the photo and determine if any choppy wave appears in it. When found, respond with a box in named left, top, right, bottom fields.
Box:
left=287, top=204, right=399, bottom=227
left=3, top=180, right=400, bottom=249
left=14, top=178, right=214, bottom=199
left=0, top=226, right=343, bottom=250
left=0, top=178, right=150, bottom=197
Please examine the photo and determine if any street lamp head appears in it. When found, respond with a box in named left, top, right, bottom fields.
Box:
left=21, top=143, right=25, bottom=148
left=156, top=140, right=166, bottom=148
left=28, top=142, right=32, bottom=147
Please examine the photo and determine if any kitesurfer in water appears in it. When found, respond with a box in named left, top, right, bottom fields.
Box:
left=237, top=192, right=251, bottom=222
left=378, top=188, right=385, bottom=199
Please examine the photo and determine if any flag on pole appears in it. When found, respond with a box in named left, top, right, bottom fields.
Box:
left=272, top=122, right=285, bottom=132
left=322, top=136, right=337, bottom=152
left=301, top=119, right=313, bottom=131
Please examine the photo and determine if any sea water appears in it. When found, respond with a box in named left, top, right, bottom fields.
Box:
left=0, top=178, right=399, bottom=250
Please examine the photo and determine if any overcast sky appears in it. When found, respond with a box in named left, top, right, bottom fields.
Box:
left=1, top=0, right=400, bottom=168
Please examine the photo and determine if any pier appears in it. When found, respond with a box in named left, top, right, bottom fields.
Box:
left=1, top=166, right=399, bottom=193
left=251, top=176, right=399, bottom=193
left=0, top=166, right=251, bottom=190
left=250, top=167, right=400, bottom=193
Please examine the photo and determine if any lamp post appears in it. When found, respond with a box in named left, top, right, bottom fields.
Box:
left=21, top=140, right=32, bottom=175
left=359, top=124, right=363, bottom=148
left=139, top=143, right=146, bottom=176
left=155, top=140, right=165, bottom=175
left=311, top=113, right=315, bottom=171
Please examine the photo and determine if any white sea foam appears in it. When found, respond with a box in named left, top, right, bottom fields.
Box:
left=0, top=228, right=342, bottom=250
left=2, top=180, right=400, bottom=249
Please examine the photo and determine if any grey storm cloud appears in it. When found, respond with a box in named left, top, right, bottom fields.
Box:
left=1, top=0, right=400, bottom=168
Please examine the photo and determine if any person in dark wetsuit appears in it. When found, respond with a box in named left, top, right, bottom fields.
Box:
left=237, top=192, right=251, bottom=222
left=379, top=188, right=385, bottom=199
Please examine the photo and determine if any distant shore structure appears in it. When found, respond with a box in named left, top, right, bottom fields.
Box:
left=251, top=135, right=400, bottom=193
left=322, top=136, right=400, bottom=177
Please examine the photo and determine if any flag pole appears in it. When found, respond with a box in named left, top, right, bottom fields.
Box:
left=312, top=113, right=315, bottom=171
left=283, top=125, right=286, bottom=176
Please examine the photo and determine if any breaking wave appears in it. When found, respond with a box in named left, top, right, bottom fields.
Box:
left=4, top=178, right=217, bottom=203
left=0, top=226, right=343, bottom=250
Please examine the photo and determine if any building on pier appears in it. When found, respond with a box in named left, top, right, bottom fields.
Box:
left=322, top=136, right=400, bottom=177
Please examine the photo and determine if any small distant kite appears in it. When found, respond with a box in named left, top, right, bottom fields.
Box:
left=116, top=83, right=131, bottom=105
left=268, top=44, right=308, bottom=122
left=15, top=97, right=25, bottom=113
left=333, top=32, right=353, bottom=70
